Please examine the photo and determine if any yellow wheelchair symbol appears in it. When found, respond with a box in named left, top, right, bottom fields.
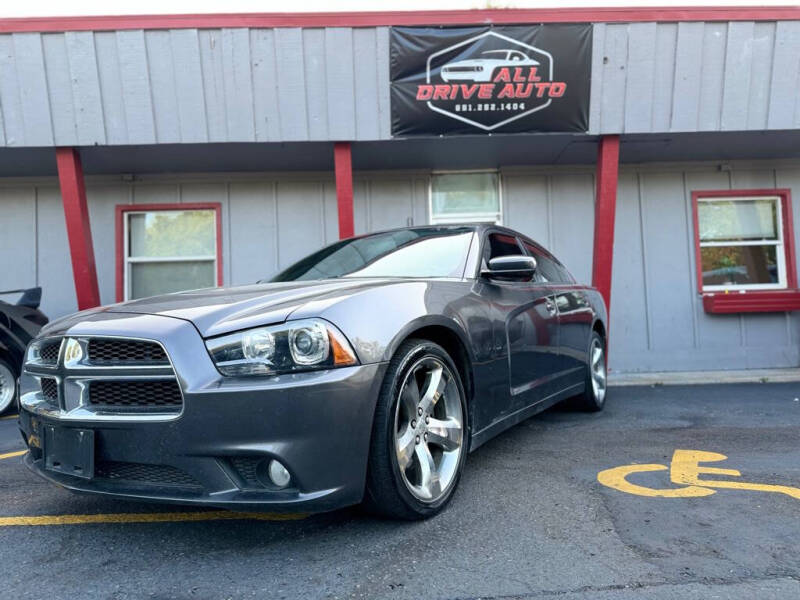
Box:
left=598, top=450, right=800, bottom=500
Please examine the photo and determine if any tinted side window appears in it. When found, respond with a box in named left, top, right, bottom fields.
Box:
left=523, top=242, right=568, bottom=283
left=554, top=262, right=575, bottom=284
left=482, top=233, right=522, bottom=268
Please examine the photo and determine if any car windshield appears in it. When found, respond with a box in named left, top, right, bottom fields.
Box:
left=270, top=228, right=474, bottom=282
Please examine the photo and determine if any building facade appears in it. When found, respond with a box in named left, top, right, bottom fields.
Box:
left=1, top=7, right=799, bottom=373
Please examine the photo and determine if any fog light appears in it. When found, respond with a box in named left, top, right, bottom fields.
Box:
left=268, top=459, right=291, bottom=488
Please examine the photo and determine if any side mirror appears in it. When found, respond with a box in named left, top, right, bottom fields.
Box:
left=481, top=255, right=537, bottom=280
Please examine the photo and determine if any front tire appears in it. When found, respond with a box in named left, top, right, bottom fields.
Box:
left=0, top=358, right=17, bottom=415
left=574, top=332, right=607, bottom=412
left=364, top=339, right=468, bottom=520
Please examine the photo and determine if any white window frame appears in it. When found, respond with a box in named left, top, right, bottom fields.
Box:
left=697, top=195, right=786, bottom=292
left=428, top=169, right=503, bottom=225
left=123, top=209, right=219, bottom=301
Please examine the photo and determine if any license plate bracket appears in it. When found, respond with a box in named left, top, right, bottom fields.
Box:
left=43, top=426, right=94, bottom=480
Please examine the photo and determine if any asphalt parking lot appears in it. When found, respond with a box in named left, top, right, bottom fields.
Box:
left=2, top=383, right=800, bottom=600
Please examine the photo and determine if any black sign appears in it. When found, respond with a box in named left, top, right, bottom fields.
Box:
left=390, top=25, right=592, bottom=137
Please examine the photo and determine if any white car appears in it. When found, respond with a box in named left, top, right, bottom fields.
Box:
left=440, top=49, right=540, bottom=83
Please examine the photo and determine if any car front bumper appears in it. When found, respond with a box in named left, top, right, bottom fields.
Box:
left=18, top=312, right=387, bottom=513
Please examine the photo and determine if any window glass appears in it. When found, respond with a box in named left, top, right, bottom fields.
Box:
left=486, top=234, right=521, bottom=260
left=522, top=242, right=565, bottom=283
left=700, top=246, right=778, bottom=287
left=481, top=233, right=523, bottom=271
left=125, top=209, right=217, bottom=300
left=271, top=228, right=473, bottom=281
left=431, top=173, right=500, bottom=223
left=698, top=199, right=777, bottom=242
left=130, top=261, right=216, bottom=298
left=696, top=196, right=785, bottom=291
left=129, top=210, right=216, bottom=257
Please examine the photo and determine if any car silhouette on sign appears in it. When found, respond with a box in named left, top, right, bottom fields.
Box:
left=440, top=49, right=540, bottom=82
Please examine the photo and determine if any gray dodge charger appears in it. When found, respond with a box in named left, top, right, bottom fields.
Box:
left=18, top=224, right=608, bottom=519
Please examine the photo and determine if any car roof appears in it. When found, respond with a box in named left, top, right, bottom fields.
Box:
left=358, top=222, right=536, bottom=243
left=342, top=223, right=558, bottom=263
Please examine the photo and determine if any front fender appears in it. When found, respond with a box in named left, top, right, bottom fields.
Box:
left=289, top=280, right=485, bottom=366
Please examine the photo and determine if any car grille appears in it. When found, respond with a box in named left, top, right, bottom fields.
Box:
left=39, top=339, right=62, bottom=364
left=87, top=339, right=168, bottom=365
left=40, top=377, right=58, bottom=400
left=88, top=380, right=183, bottom=410
left=95, top=461, right=201, bottom=489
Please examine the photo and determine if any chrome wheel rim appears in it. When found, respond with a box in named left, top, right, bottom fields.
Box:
left=394, top=356, right=464, bottom=503
left=0, top=362, right=15, bottom=413
left=590, top=339, right=607, bottom=404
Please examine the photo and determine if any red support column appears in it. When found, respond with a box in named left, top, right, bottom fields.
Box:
left=55, top=147, right=101, bottom=310
left=334, top=142, right=355, bottom=239
left=591, top=135, right=620, bottom=313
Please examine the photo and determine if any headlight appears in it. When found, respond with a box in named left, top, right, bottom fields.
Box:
left=205, top=318, right=358, bottom=376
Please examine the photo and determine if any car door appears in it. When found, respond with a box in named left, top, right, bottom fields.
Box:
left=523, top=241, right=590, bottom=390
left=478, top=232, right=561, bottom=418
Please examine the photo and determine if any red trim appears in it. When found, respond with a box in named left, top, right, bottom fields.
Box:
left=591, top=135, right=620, bottom=314
left=702, top=290, right=800, bottom=314
left=334, top=142, right=355, bottom=240
left=1, top=6, right=798, bottom=33
left=690, top=188, right=797, bottom=297
left=55, top=148, right=101, bottom=311
left=115, top=203, right=224, bottom=303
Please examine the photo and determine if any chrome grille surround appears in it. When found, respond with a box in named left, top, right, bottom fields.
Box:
left=22, top=335, right=183, bottom=422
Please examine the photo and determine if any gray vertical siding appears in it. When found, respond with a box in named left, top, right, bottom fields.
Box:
left=0, top=27, right=392, bottom=147
left=589, top=20, right=800, bottom=134
left=2, top=21, right=800, bottom=146
left=503, top=169, right=596, bottom=285
left=610, top=163, right=800, bottom=372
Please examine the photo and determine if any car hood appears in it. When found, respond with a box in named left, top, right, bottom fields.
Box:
left=104, top=279, right=402, bottom=337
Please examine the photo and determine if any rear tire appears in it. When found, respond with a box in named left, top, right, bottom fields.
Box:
left=363, top=339, right=468, bottom=520
left=574, top=332, right=607, bottom=412
left=0, top=358, right=17, bottom=415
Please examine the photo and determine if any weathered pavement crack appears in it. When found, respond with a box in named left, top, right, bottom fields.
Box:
left=446, top=573, right=800, bottom=600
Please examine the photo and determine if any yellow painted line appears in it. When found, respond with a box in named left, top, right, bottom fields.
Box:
left=0, top=414, right=19, bottom=421
left=0, top=511, right=306, bottom=527
left=0, top=450, right=26, bottom=461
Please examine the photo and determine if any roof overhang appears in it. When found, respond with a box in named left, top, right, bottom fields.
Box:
left=1, top=6, right=799, bottom=34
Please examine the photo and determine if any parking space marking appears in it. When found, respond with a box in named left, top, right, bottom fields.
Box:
left=0, top=511, right=307, bottom=527
left=0, top=450, right=26, bottom=461
left=598, top=449, right=800, bottom=500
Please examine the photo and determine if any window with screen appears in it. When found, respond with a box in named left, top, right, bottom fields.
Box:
left=431, top=172, right=501, bottom=224
left=695, top=195, right=786, bottom=291
left=121, top=207, right=220, bottom=300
